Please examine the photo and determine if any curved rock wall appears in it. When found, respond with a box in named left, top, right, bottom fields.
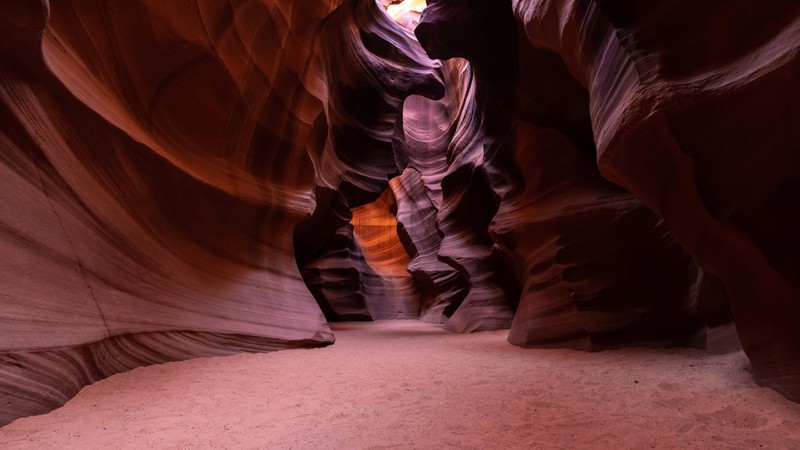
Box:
left=295, top=188, right=373, bottom=320
left=2, top=0, right=798, bottom=427
left=514, top=0, right=800, bottom=397
left=491, top=32, right=706, bottom=351
left=293, top=0, right=442, bottom=321
left=414, top=0, right=522, bottom=332
left=497, top=120, right=704, bottom=350
left=351, top=188, right=420, bottom=318
left=314, top=0, right=443, bottom=204
left=391, top=167, right=467, bottom=323
left=0, top=0, right=342, bottom=426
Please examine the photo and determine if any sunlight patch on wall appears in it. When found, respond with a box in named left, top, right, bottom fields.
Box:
left=384, top=0, right=427, bottom=30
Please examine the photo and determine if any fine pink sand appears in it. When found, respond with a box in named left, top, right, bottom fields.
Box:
left=2, top=320, right=800, bottom=449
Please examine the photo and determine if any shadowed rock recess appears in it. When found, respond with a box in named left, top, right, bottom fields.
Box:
left=0, top=0, right=797, bottom=425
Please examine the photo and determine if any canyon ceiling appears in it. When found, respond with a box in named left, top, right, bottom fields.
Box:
left=1, top=0, right=798, bottom=426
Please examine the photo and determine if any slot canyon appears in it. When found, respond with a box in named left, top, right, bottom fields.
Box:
left=1, top=0, right=799, bottom=446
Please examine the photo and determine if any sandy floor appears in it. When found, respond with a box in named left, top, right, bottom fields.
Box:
left=2, top=321, right=800, bottom=449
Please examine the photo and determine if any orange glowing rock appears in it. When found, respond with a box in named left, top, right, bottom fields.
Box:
left=351, top=189, right=411, bottom=278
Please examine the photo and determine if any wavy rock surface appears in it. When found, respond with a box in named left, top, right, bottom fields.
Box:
left=295, top=188, right=373, bottom=320
left=414, top=0, right=521, bottom=332
left=496, top=120, right=704, bottom=350
left=351, top=188, right=420, bottom=318
left=0, top=0, right=343, bottom=426
left=390, top=58, right=474, bottom=324
left=391, top=168, right=466, bottom=322
left=2, top=0, right=799, bottom=427
left=490, top=33, right=706, bottom=350
left=315, top=0, right=443, bottom=205
left=294, top=0, right=442, bottom=322
left=514, top=0, right=800, bottom=397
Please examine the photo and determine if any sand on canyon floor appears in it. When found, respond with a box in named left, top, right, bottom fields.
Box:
left=2, top=320, right=800, bottom=449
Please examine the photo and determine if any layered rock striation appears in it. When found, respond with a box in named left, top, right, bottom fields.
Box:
left=513, top=0, right=800, bottom=396
left=0, top=0, right=342, bottom=426
left=1, top=0, right=798, bottom=426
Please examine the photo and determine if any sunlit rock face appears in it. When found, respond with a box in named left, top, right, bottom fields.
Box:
left=385, top=0, right=427, bottom=30
left=1, top=0, right=798, bottom=427
left=352, top=189, right=420, bottom=318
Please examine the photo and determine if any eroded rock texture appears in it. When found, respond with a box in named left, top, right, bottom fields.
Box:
left=351, top=188, right=420, bottom=318
left=496, top=120, right=704, bottom=350
left=392, top=168, right=465, bottom=323
left=414, top=0, right=522, bottom=332
left=1, top=0, right=799, bottom=427
left=513, top=0, right=800, bottom=397
left=292, top=0, right=445, bottom=321
left=490, top=32, right=706, bottom=351
left=0, top=0, right=341, bottom=426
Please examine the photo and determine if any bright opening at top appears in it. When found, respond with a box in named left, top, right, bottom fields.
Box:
left=384, top=0, right=427, bottom=30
